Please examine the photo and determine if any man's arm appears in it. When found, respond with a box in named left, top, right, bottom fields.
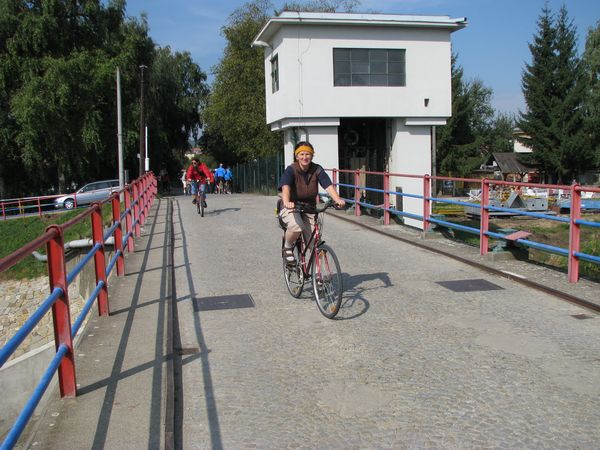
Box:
left=201, top=164, right=213, bottom=182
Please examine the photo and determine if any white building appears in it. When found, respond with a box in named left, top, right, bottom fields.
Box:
left=253, top=12, right=466, bottom=227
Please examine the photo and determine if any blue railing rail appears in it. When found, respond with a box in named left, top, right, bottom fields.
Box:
left=328, top=168, right=600, bottom=283
left=0, top=173, right=157, bottom=450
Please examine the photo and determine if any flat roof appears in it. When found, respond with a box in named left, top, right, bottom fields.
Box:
left=253, top=11, right=467, bottom=46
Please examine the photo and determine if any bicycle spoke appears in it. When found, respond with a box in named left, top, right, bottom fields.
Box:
left=312, top=244, right=342, bottom=318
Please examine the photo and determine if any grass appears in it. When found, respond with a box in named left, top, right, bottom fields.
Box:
left=442, top=212, right=600, bottom=281
left=0, top=205, right=115, bottom=281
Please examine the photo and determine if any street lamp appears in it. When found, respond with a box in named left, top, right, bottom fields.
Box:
left=139, top=64, right=147, bottom=177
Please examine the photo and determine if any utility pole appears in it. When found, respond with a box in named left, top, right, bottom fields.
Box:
left=139, top=64, right=147, bottom=177
left=116, top=67, right=124, bottom=190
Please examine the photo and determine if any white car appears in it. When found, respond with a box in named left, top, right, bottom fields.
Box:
left=54, top=180, right=120, bottom=210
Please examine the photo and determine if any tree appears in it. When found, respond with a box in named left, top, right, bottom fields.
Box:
left=518, top=5, right=591, bottom=183
left=204, top=0, right=281, bottom=162
left=436, top=55, right=496, bottom=177
left=0, top=0, right=208, bottom=197
left=582, top=20, right=600, bottom=167
left=145, top=47, right=208, bottom=175
left=278, top=0, right=359, bottom=13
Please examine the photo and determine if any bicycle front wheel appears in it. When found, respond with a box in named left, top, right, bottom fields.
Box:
left=283, top=243, right=304, bottom=298
left=311, top=244, right=343, bottom=319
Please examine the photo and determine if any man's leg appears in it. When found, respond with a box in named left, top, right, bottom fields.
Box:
left=200, top=183, right=208, bottom=208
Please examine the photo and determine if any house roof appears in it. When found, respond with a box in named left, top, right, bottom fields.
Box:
left=253, top=12, right=468, bottom=47
left=492, top=152, right=533, bottom=174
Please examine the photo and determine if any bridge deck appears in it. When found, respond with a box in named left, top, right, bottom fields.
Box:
left=20, top=193, right=600, bottom=449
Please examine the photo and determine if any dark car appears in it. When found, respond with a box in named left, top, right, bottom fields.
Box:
left=54, top=180, right=120, bottom=210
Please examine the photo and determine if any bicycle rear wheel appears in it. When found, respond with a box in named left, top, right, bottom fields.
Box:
left=283, top=243, right=304, bottom=298
left=311, top=244, right=343, bottom=318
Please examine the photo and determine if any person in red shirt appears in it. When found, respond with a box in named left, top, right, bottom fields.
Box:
left=185, top=158, right=214, bottom=208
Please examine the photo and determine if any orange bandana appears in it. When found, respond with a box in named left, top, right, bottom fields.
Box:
left=294, top=145, right=314, bottom=156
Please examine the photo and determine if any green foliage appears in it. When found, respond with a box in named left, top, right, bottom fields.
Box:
left=278, top=0, right=360, bottom=13
left=582, top=20, right=600, bottom=167
left=436, top=55, right=511, bottom=177
left=518, top=5, right=593, bottom=183
left=0, top=204, right=113, bottom=280
left=0, top=0, right=208, bottom=198
left=204, top=0, right=281, bottom=162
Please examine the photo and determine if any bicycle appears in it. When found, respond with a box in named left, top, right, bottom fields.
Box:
left=190, top=180, right=208, bottom=217
left=279, top=199, right=343, bottom=319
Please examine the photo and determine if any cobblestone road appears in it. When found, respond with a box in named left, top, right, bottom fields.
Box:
left=173, top=193, right=600, bottom=449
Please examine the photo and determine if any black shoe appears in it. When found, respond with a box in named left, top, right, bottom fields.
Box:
left=192, top=198, right=197, bottom=204
left=202, top=201, right=207, bottom=208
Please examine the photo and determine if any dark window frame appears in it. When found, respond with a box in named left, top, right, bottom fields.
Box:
left=333, top=48, right=406, bottom=87
left=271, top=55, right=279, bottom=93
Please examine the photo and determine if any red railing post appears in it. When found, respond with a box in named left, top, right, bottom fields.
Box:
left=332, top=169, right=338, bottom=190
left=124, top=185, right=134, bottom=252
left=112, top=195, right=125, bottom=276
left=480, top=179, right=490, bottom=255
left=46, top=225, right=77, bottom=398
left=354, top=169, right=361, bottom=217
left=91, top=204, right=109, bottom=316
left=568, top=183, right=581, bottom=283
left=37, top=198, right=42, bottom=217
left=133, top=182, right=141, bottom=238
left=139, top=177, right=146, bottom=227
left=423, top=175, right=431, bottom=232
left=383, top=172, right=390, bottom=225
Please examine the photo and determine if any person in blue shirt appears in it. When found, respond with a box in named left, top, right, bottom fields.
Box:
left=223, top=166, right=233, bottom=194
left=214, top=163, right=226, bottom=194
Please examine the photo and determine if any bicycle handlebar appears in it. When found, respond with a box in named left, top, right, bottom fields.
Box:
left=292, top=199, right=345, bottom=214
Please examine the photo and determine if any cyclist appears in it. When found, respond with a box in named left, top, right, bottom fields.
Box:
left=278, top=141, right=345, bottom=265
left=223, top=166, right=233, bottom=194
left=214, top=163, right=226, bottom=194
left=186, top=158, right=213, bottom=208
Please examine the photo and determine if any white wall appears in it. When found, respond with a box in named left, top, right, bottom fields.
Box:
left=263, top=25, right=452, bottom=125
left=387, top=119, right=432, bottom=229
left=283, top=127, right=339, bottom=171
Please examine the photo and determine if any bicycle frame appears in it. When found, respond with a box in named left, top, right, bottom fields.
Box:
left=288, top=208, right=324, bottom=277
left=191, top=181, right=208, bottom=201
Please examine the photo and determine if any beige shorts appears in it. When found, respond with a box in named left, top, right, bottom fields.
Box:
left=279, top=208, right=316, bottom=243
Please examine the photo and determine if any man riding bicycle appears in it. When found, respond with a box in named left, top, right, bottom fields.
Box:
left=186, top=158, right=214, bottom=208
left=278, top=141, right=345, bottom=265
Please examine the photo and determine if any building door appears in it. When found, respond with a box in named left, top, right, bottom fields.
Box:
left=338, top=118, right=388, bottom=213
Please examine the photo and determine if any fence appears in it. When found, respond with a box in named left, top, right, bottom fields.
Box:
left=329, top=169, right=600, bottom=283
left=0, top=173, right=156, bottom=449
left=232, top=152, right=283, bottom=195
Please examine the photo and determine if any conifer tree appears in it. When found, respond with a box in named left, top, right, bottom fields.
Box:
left=582, top=20, right=600, bottom=168
left=518, top=5, right=591, bottom=183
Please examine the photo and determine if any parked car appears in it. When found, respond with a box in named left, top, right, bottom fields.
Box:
left=54, top=180, right=120, bottom=210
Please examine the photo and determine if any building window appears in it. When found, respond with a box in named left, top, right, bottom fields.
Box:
left=271, top=55, right=279, bottom=93
left=333, top=48, right=406, bottom=87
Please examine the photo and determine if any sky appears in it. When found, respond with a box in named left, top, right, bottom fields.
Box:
left=124, top=0, right=600, bottom=116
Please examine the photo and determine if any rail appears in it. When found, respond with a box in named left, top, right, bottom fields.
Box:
left=0, top=173, right=157, bottom=450
left=328, top=169, right=600, bottom=283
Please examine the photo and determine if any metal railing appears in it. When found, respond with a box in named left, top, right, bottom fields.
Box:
left=329, top=168, right=600, bottom=283
left=0, top=173, right=156, bottom=449
left=232, top=153, right=283, bottom=195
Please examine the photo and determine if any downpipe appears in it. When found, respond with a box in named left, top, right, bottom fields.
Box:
left=32, top=237, right=115, bottom=262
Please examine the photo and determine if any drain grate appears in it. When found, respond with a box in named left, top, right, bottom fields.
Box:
left=571, top=314, right=594, bottom=320
left=436, top=278, right=504, bottom=293
left=194, top=294, right=255, bottom=312
left=176, top=347, right=199, bottom=355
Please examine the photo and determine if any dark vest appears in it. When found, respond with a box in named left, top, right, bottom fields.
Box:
left=291, top=162, right=322, bottom=205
